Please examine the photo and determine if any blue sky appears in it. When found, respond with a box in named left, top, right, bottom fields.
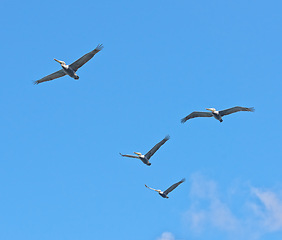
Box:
left=1, top=0, right=282, bottom=239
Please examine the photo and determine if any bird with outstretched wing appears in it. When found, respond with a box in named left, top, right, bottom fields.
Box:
left=145, top=178, right=185, bottom=198
left=34, top=44, right=103, bottom=84
left=145, top=135, right=170, bottom=160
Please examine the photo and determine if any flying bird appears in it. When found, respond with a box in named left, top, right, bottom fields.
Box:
left=34, top=44, right=103, bottom=84
left=181, top=106, right=255, bottom=123
left=119, top=135, right=170, bottom=166
left=145, top=178, right=185, bottom=198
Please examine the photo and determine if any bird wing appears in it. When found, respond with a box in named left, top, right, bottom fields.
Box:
left=181, top=111, right=213, bottom=123
left=34, top=69, right=66, bottom=85
left=219, top=106, right=255, bottom=117
left=145, top=184, right=160, bottom=192
left=145, top=135, right=170, bottom=160
left=70, top=44, right=103, bottom=72
left=164, top=178, right=185, bottom=195
left=119, top=153, right=139, bottom=159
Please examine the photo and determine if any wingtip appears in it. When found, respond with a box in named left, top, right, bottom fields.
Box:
left=165, top=135, right=170, bottom=140
left=96, top=44, right=104, bottom=51
left=181, top=178, right=186, bottom=182
left=249, top=107, right=255, bottom=112
left=181, top=118, right=186, bottom=124
left=33, top=81, right=39, bottom=85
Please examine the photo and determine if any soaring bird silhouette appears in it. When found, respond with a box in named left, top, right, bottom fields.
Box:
left=119, top=135, right=170, bottom=166
left=181, top=106, right=254, bottom=123
left=145, top=178, right=185, bottom=198
left=34, top=44, right=103, bottom=84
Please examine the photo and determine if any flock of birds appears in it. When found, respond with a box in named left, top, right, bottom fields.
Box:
left=34, top=44, right=255, bottom=199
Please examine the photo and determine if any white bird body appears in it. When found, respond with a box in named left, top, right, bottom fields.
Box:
left=134, top=152, right=150, bottom=165
left=158, top=191, right=168, bottom=198
left=208, top=108, right=223, bottom=122
left=55, top=59, right=79, bottom=80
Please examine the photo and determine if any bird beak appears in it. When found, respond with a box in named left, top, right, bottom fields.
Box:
left=54, top=59, right=63, bottom=64
left=133, top=152, right=139, bottom=156
left=206, top=108, right=212, bottom=111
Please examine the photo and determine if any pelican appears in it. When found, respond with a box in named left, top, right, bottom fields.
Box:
left=181, top=106, right=255, bottom=123
left=145, top=178, right=185, bottom=198
left=119, top=135, right=170, bottom=166
left=34, top=44, right=103, bottom=84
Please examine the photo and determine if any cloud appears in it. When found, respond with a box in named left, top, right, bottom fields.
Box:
left=251, top=187, right=282, bottom=231
left=184, top=173, right=282, bottom=239
left=157, top=232, right=175, bottom=240
left=186, top=174, right=239, bottom=233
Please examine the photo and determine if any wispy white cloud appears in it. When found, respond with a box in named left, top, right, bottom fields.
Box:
left=157, top=232, right=175, bottom=240
left=184, top=173, right=282, bottom=239
left=186, top=174, right=240, bottom=233
left=251, top=187, right=282, bottom=231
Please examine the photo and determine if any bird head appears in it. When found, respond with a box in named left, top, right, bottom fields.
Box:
left=54, top=59, right=66, bottom=65
left=134, top=152, right=142, bottom=157
left=206, top=108, right=216, bottom=112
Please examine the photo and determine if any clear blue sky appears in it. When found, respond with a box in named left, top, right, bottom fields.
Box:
left=1, top=1, right=282, bottom=240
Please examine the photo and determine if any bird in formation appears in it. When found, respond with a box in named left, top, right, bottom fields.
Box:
left=33, top=44, right=256, bottom=199
left=145, top=178, right=185, bottom=198
left=34, top=44, right=103, bottom=84
left=119, top=135, right=170, bottom=166
left=181, top=106, right=255, bottom=123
